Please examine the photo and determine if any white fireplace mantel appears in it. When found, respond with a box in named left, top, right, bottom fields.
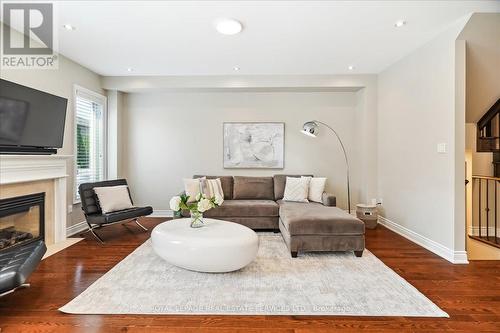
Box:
left=0, top=154, right=72, bottom=244
left=0, top=155, right=71, bottom=184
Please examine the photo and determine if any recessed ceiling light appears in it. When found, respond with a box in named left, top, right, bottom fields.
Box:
left=348, top=65, right=355, bottom=71
left=127, top=67, right=133, bottom=72
left=63, top=24, right=75, bottom=31
left=215, top=18, right=243, bottom=35
left=394, top=20, right=406, bottom=28
left=233, top=66, right=240, bottom=71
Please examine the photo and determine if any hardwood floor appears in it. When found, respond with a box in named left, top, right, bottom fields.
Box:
left=1, top=217, right=499, bottom=333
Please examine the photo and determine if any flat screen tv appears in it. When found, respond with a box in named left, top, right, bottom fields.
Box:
left=0, top=79, right=68, bottom=154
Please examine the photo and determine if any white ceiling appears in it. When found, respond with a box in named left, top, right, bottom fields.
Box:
left=6, top=1, right=500, bottom=76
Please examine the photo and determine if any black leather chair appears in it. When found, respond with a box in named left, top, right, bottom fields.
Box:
left=0, top=240, right=46, bottom=297
left=79, top=179, right=153, bottom=243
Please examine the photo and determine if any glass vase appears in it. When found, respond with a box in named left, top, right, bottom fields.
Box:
left=190, top=211, right=204, bottom=228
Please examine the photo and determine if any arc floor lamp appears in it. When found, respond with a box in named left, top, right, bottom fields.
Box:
left=301, top=120, right=351, bottom=213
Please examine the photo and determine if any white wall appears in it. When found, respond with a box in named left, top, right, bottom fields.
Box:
left=1, top=47, right=104, bottom=227
left=461, top=13, right=500, bottom=123
left=107, top=90, right=126, bottom=179
left=377, top=18, right=469, bottom=263
left=122, top=91, right=367, bottom=210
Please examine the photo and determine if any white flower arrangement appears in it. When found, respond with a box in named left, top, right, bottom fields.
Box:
left=169, top=196, right=182, bottom=212
left=169, top=193, right=223, bottom=215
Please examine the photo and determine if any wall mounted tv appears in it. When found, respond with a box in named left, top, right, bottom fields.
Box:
left=0, top=79, right=68, bottom=154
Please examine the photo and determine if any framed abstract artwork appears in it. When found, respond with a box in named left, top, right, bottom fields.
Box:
left=223, top=122, right=285, bottom=169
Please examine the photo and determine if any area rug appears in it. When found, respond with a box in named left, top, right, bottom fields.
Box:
left=60, top=234, right=448, bottom=316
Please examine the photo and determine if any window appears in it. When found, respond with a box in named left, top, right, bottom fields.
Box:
left=74, top=86, right=107, bottom=202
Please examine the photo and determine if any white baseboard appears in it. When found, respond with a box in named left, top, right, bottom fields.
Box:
left=378, top=216, right=468, bottom=264
left=151, top=209, right=174, bottom=218
left=66, top=221, right=88, bottom=237
left=452, top=251, right=469, bottom=264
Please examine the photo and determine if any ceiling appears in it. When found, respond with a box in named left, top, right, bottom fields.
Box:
left=4, top=1, right=500, bottom=76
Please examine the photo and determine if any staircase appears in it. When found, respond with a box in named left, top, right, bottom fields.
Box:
left=477, top=98, right=500, bottom=176
left=472, top=98, right=500, bottom=249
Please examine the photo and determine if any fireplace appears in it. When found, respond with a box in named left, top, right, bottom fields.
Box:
left=0, top=192, right=44, bottom=251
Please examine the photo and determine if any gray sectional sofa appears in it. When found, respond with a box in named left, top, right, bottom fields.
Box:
left=182, top=175, right=365, bottom=257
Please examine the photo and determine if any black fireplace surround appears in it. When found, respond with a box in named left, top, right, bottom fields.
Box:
left=0, top=192, right=45, bottom=251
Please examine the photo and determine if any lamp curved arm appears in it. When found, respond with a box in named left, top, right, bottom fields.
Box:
left=311, top=120, right=351, bottom=213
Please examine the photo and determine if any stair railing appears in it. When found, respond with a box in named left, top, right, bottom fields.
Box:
left=471, top=175, right=500, bottom=248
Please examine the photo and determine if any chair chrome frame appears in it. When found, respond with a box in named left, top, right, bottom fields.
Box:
left=0, top=283, right=30, bottom=298
left=80, top=217, right=148, bottom=244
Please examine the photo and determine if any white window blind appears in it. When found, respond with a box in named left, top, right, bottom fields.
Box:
left=75, top=88, right=106, bottom=201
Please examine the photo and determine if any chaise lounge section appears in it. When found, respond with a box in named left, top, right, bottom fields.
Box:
left=182, top=174, right=365, bottom=257
left=278, top=200, right=365, bottom=257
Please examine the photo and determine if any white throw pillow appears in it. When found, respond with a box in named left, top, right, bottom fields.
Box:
left=282, top=177, right=310, bottom=203
left=205, top=178, right=224, bottom=202
left=93, top=185, right=134, bottom=213
left=183, top=177, right=206, bottom=202
left=303, top=177, right=327, bottom=203
left=301, top=176, right=312, bottom=196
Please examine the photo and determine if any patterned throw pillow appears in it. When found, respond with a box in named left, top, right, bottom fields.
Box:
left=205, top=178, right=224, bottom=203
left=303, top=176, right=327, bottom=203
left=282, top=177, right=310, bottom=203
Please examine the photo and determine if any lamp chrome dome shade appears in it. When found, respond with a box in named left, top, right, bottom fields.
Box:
left=301, top=121, right=319, bottom=137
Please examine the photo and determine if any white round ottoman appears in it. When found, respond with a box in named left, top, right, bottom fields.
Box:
left=151, top=218, right=259, bottom=273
